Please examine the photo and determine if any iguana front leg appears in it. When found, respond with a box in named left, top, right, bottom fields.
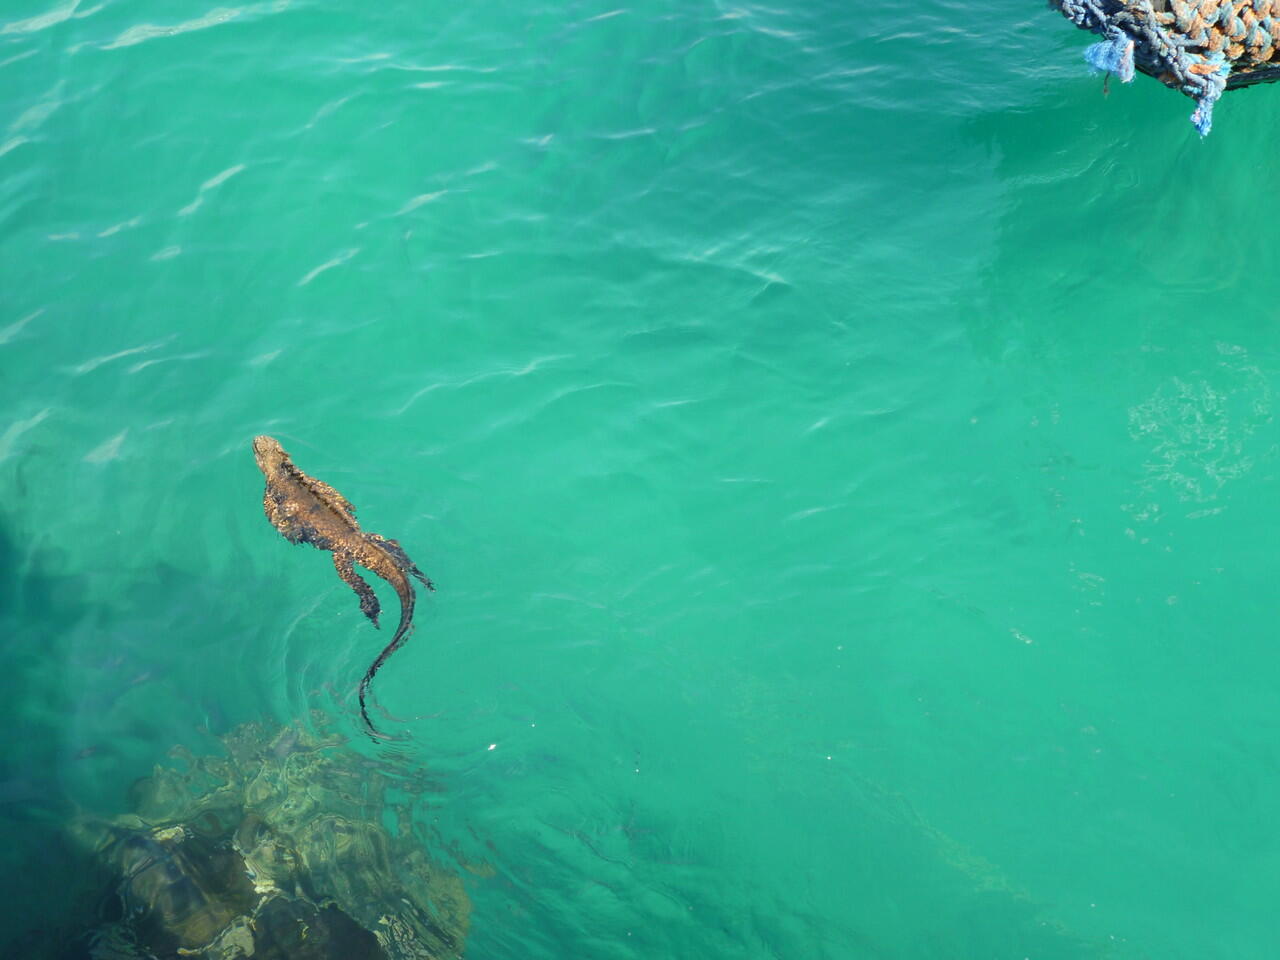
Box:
left=334, top=552, right=381, bottom=627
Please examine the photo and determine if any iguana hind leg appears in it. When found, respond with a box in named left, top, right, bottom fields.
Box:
left=334, top=552, right=381, bottom=627
left=369, top=534, right=435, bottom=591
left=410, top=563, right=434, bottom=591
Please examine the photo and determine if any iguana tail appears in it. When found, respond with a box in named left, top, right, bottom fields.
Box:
left=358, top=599, right=415, bottom=740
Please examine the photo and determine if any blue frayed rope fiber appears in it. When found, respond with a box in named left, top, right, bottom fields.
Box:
left=1084, top=32, right=1136, bottom=80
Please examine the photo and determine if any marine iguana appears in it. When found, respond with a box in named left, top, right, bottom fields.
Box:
left=252, top=435, right=433, bottom=738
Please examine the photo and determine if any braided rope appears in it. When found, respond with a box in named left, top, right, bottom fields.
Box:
left=1050, top=0, right=1276, bottom=135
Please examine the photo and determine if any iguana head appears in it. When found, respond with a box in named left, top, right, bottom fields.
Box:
left=252, top=435, right=289, bottom=473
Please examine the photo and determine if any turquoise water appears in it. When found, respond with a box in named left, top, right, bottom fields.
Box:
left=4, top=0, right=1280, bottom=955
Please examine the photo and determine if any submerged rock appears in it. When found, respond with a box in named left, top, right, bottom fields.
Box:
left=70, top=716, right=469, bottom=959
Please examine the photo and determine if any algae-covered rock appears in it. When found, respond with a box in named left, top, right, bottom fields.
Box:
left=72, top=716, right=469, bottom=959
